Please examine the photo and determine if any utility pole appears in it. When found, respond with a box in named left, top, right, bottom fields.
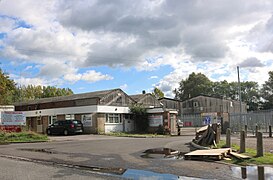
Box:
left=237, top=66, right=242, bottom=130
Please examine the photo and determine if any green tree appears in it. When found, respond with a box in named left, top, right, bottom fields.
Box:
left=261, top=71, right=273, bottom=110
left=129, top=104, right=148, bottom=132
left=0, top=69, right=17, bottom=104
left=174, top=72, right=213, bottom=101
left=240, top=81, right=260, bottom=111
left=212, top=81, right=260, bottom=111
left=152, top=87, right=164, bottom=98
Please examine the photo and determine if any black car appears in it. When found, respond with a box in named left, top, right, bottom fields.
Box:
left=46, top=120, right=83, bottom=135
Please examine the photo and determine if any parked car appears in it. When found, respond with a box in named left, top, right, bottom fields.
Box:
left=46, top=120, right=83, bottom=135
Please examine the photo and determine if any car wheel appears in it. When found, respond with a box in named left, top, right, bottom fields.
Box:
left=63, top=129, right=68, bottom=136
left=47, top=129, right=51, bottom=135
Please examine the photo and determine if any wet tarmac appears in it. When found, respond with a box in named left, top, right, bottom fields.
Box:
left=231, top=166, right=273, bottom=179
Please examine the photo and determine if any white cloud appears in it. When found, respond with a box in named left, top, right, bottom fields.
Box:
left=149, top=76, right=158, bottom=79
left=119, top=84, right=128, bottom=90
left=64, top=70, right=113, bottom=83
left=1, top=0, right=273, bottom=96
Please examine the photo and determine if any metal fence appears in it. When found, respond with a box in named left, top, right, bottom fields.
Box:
left=181, top=114, right=203, bottom=127
left=182, top=109, right=273, bottom=133
left=229, top=110, right=273, bottom=133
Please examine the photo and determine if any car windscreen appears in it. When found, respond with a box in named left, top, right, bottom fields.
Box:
left=72, top=120, right=81, bottom=124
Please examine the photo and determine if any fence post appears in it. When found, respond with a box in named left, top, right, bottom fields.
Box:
left=256, top=132, right=263, bottom=157
left=269, top=125, right=272, bottom=138
left=240, top=130, right=246, bottom=153
left=244, top=124, right=247, bottom=137
left=255, top=125, right=258, bottom=137
left=226, top=128, right=231, bottom=148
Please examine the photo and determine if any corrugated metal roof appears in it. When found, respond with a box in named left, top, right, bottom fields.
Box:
left=14, top=88, right=120, bottom=106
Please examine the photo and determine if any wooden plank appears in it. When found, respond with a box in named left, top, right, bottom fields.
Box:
left=184, top=148, right=231, bottom=161
left=185, top=148, right=231, bottom=156
left=229, top=152, right=251, bottom=159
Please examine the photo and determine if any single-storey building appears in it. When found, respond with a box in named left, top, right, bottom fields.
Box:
left=15, top=89, right=136, bottom=134
left=130, top=93, right=179, bottom=135
left=14, top=89, right=179, bottom=135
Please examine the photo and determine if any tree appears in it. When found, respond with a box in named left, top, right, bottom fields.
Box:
left=17, top=85, right=74, bottom=101
left=174, top=72, right=213, bottom=101
left=129, top=104, right=148, bottom=132
left=212, top=81, right=260, bottom=111
left=152, top=87, right=164, bottom=98
left=261, top=71, right=273, bottom=110
left=240, top=81, right=261, bottom=111
left=0, top=69, right=17, bottom=104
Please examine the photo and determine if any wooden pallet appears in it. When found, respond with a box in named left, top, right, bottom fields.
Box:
left=184, top=148, right=231, bottom=161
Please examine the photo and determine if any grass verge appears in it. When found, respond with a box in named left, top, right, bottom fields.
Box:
left=105, top=132, right=169, bottom=138
left=0, top=131, right=48, bottom=144
left=217, top=140, right=273, bottom=165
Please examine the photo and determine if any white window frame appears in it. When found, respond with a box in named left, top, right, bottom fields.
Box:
left=65, top=114, right=75, bottom=120
left=106, top=114, right=122, bottom=124
left=49, top=115, right=57, bottom=125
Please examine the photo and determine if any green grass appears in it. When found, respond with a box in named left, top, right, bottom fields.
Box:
left=0, top=131, right=48, bottom=143
left=217, top=140, right=273, bottom=165
left=105, top=132, right=169, bottom=138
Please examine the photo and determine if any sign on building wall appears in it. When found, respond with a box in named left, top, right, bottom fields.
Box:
left=82, top=114, right=92, bottom=127
left=201, top=112, right=220, bottom=125
left=148, top=115, right=163, bottom=127
left=0, top=111, right=26, bottom=126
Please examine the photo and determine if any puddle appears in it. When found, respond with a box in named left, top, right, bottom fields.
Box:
left=18, top=148, right=56, bottom=154
left=141, top=148, right=184, bottom=159
left=122, top=169, right=207, bottom=180
left=231, top=166, right=273, bottom=179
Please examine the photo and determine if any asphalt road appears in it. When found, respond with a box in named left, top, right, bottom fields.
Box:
left=0, top=134, right=243, bottom=179
left=0, top=156, right=121, bottom=180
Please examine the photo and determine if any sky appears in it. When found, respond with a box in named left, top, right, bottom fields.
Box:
left=0, top=0, right=273, bottom=97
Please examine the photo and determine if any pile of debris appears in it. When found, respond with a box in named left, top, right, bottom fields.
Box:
left=185, top=124, right=250, bottom=161
left=192, top=123, right=221, bottom=148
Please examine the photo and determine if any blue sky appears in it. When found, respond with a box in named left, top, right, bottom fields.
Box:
left=1, top=0, right=273, bottom=97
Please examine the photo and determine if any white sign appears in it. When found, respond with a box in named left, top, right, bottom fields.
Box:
left=82, top=114, right=92, bottom=127
left=148, top=115, right=163, bottom=127
left=0, top=111, right=26, bottom=125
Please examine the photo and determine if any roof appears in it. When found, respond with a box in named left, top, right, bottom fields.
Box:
left=184, top=94, right=246, bottom=104
left=14, top=88, right=121, bottom=106
left=158, top=97, right=183, bottom=102
left=130, top=94, right=147, bottom=102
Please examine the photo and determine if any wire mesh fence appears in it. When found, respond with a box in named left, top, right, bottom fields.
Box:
left=181, top=109, right=273, bottom=134
left=229, top=110, right=273, bottom=133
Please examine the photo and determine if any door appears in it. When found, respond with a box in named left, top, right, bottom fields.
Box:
left=170, top=113, right=177, bottom=135
left=124, top=114, right=135, bottom=132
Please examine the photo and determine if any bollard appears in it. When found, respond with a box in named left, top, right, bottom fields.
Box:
left=226, top=128, right=231, bottom=148
left=256, top=125, right=259, bottom=137
left=269, top=125, right=272, bottom=138
left=257, top=166, right=265, bottom=180
left=256, top=132, right=263, bottom=157
left=241, top=167, right=247, bottom=179
left=240, top=130, right=246, bottom=153
left=245, top=125, right=247, bottom=138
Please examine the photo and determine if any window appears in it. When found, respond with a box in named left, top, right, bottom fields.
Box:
left=81, top=114, right=92, bottom=127
left=65, top=114, right=75, bottom=120
left=106, top=114, right=122, bottom=124
left=193, top=102, right=199, bottom=107
left=49, top=115, right=57, bottom=125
